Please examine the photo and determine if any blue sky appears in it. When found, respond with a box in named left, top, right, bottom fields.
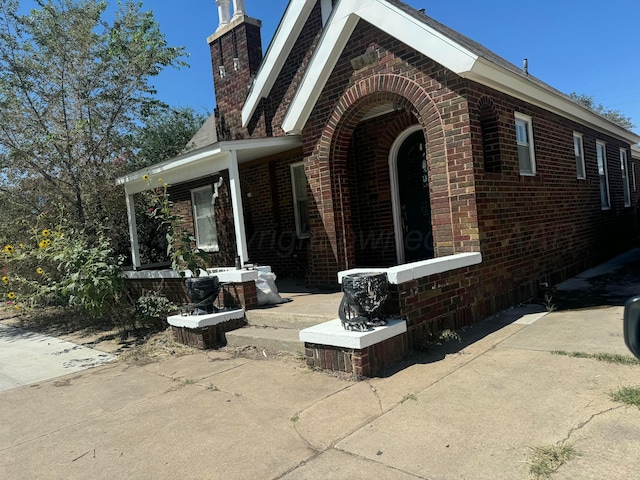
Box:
left=21, top=0, right=640, bottom=131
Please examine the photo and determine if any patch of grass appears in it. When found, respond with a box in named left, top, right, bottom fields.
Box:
left=290, top=412, right=300, bottom=423
left=171, top=377, right=197, bottom=388
left=608, top=385, right=640, bottom=408
left=206, top=384, right=220, bottom=392
left=527, top=442, right=578, bottom=479
left=552, top=351, right=640, bottom=366
left=439, top=329, right=461, bottom=343
left=543, top=293, right=557, bottom=312
left=401, top=393, right=418, bottom=403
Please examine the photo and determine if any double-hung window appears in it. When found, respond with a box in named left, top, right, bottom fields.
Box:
left=290, top=162, right=311, bottom=238
left=596, top=141, right=610, bottom=210
left=191, top=186, right=219, bottom=251
left=573, top=133, right=586, bottom=179
left=515, top=112, right=536, bottom=175
left=621, top=148, right=631, bottom=207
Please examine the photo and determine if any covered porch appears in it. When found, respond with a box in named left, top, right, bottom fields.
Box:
left=116, top=135, right=301, bottom=271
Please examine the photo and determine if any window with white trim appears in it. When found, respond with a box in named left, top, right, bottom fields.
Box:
left=290, top=162, right=310, bottom=238
left=191, top=186, right=218, bottom=251
left=573, top=132, right=586, bottom=179
left=515, top=112, right=536, bottom=175
left=621, top=148, right=631, bottom=207
left=596, top=141, right=610, bottom=210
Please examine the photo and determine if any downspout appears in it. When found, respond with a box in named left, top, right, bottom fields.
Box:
left=124, top=187, right=141, bottom=270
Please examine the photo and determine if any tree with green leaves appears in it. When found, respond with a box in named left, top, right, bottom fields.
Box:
left=0, top=0, right=188, bottom=246
left=570, top=92, right=636, bottom=130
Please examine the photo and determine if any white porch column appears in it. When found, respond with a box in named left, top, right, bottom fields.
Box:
left=232, top=0, right=246, bottom=17
left=228, top=151, right=249, bottom=265
left=216, top=0, right=231, bottom=30
left=124, top=188, right=142, bottom=270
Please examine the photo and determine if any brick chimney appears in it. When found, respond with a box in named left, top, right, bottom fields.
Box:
left=209, top=0, right=262, bottom=141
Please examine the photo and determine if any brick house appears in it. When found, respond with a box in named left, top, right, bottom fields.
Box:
left=118, top=0, right=640, bottom=366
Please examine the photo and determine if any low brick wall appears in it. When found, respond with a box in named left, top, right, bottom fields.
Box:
left=171, top=315, right=246, bottom=349
left=305, top=332, right=409, bottom=377
left=125, top=277, right=258, bottom=310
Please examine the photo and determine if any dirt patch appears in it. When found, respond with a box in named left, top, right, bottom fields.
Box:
left=0, top=306, right=176, bottom=356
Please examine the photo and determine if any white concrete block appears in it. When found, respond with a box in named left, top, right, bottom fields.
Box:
left=299, top=318, right=407, bottom=350
left=168, top=309, right=245, bottom=329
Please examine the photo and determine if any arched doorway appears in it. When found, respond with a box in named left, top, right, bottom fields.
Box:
left=390, top=126, right=434, bottom=264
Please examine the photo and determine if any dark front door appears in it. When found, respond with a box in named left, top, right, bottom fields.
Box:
left=397, top=130, right=434, bottom=262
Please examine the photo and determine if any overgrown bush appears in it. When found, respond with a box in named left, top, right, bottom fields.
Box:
left=1, top=214, right=174, bottom=335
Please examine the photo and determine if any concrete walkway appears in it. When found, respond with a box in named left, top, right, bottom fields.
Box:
left=2, top=251, right=640, bottom=479
left=0, top=324, right=115, bottom=392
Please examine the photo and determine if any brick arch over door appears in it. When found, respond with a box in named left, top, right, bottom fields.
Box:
left=306, top=74, right=456, bottom=280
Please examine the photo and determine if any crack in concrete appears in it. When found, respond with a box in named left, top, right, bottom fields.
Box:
left=562, top=405, right=624, bottom=444
left=367, top=381, right=384, bottom=414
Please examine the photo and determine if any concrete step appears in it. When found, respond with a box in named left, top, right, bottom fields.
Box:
left=225, top=326, right=305, bottom=354
left=244, top=308, right=334, bottom=330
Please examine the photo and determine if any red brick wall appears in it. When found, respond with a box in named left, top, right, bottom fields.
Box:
left=301, top=22, right=478, bottom=286
left=240, top=149, right=310, bottom=279
left=467, top=82, right=639, bottom=302
left=207, top=9, right=639, bottom=337
left=294, top=19, right=638, bottom=319
left=168, top=173, right=237, bottom=268
left=246, top=2, right=324, bottom=137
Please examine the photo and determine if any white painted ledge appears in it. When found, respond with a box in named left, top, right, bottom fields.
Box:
left=123, top=268, right=261, bottom=283
left=167, top=309, right=245, bottom=329
left=338, top=252, right=482, bottom=285
left=299, top=318, right=407, bottom=350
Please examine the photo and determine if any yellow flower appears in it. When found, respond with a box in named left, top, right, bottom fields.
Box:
left=158, top=178, right=163, bottom=184
left=4, top=245, right=14, bottom=254
left=38, top=239, right=51, bottom=249
left=7, top=292, right=15, bottom=299
left=54, top=231, right=63, bottom=238
left=1, top=276, right=8, bottom=283
left=36, top=267, right=44, bottom=275
left=142, top=174, right=149, bottom=181
left=42, top=229, right=51, bottom=237
left=14, top=305, right=20, bottom=310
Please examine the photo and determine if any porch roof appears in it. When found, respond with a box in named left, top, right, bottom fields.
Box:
left=116, top=135, right=301, bottom=195
left=242, top=0, right=640, bottom=145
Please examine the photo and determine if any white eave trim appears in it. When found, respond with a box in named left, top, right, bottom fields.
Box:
left=241, top=0, right=317, bottom=127
left=116, top=136, right=301, bottom=195
left=275, top=0, right=638, bottom=145
left=632, top=145, right=640, bottom=160
left=465, top=58, right=640, bottom=145
left=281, top=0, right=478, bottom=134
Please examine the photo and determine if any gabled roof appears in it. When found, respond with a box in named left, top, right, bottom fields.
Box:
left=242, top=0, right=639, bottom=145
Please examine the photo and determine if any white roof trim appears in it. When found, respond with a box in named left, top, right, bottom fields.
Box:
left=248, top=0, right=638, bottom=144
left=465, top=59, right=640, bottom=144
left=632, top=145, right=640, bottom=160
left=281, top=0, right=478, bottom=134
left=241, top=0, right=317, bottom=127
left=116, top=136, right=301, bottom=195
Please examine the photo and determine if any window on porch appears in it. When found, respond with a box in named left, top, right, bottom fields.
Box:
left=291, top=162, right=311, bottom=239
left=191, top=186, right=219, bottom=251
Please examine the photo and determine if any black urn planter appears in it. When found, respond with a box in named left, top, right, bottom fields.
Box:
left=184, top=276, right=220, bottom=315
left=339, top=272, right=389, bottom=331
